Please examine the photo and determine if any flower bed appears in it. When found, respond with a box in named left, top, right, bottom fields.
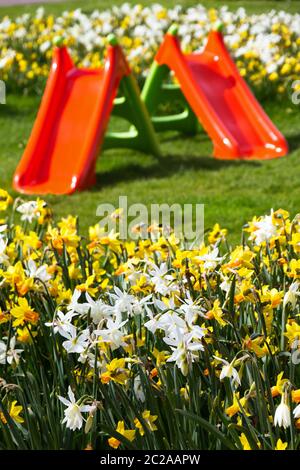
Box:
left=0, top=189, right=300, bottom=449
left=0, top=3, right=300, bottom=97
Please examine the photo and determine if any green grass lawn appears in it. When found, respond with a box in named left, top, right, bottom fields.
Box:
left=1, top=93, right=299, bottom=244
left=0, top=0, right=300, bottom=243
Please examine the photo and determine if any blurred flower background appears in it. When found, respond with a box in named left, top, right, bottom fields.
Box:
left=0, top=3, right=300, bottom=97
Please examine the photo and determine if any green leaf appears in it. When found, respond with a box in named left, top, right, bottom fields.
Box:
left=176, top=409, right=236, bottom=450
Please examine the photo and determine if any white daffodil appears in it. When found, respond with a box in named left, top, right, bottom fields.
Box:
left=108, top=287, right=152, bottom=318
left=144, top=309, right=159, bottom=335
left=195, top=247, right=223, bottom=271
left=144, top=295, right=206, bottom=375
left=45, top=309, right=77, bottom=337
left=0, top=49, right=15, bottom=69
left=144, top=307, right=175, bottom=335
left=274, top=396, right=291, bottom=429
left=0, top=238, right=9, bottom=265
left=249, top=214, right=277, bottom=246
left=220, top=276, right=231, bottom=294
left=67, top=289, right=89, bottom=316
left=83, top=292, right=114, bottom=324
left=25, top=259, right=52, bottom=283
left=108, top=286, right=137, bottom=317
left=62, top=328, right=90, bottom=354
left=17, top=201, right=39, bottom=223
left=77, top=350, right=102, bottom=369
left=133, top=375, right=145, bottom=402
left=213, top=356, right=241, bottom=388
left=166, top=341, right=190, bottom=376
left=283, top=282, right=300, bottom=309
left=293, top=403, right=300, bottom=419
left=148, top=262, right=178, bottom=296
left=0, top=336, right=23, bottom=365
left=0, top=225, right=7, bottom=239
left=158, top=312, right=186, bottom=335
left=58, top=386, right=93, bottom=431
left=95, top=317, right=128, bottom=351
left=165, top=325, right=205, bottom=376
left=143, top=297, right=171, bottom=334
left=178, top=294, right=206, bottom=325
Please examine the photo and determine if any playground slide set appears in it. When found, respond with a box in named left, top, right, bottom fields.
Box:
left=13, top=28, right=288, bottom=195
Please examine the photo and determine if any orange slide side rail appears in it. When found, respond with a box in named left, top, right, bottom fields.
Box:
left=153, top=31, right=288, bottom=160
left=13, top=44, right=130, bottom=195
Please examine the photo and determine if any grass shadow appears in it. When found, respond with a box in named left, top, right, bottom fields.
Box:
left=286, top=133, right=300, bottom=153
left=158, top=130, right=206, bottom=144
left=94, top=152, right=260, bottom=190
left=0, top=101, right=38, bottom=118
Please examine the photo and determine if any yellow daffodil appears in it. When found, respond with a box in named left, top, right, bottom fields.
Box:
left=11, top=297, right=39, bottom=327
left=2, top=261, right=34, bottom=296
left=108, top=421, right=136, bottom=449
left=76, top=275, right=98, bottom=296
left=275, top=439, right=288, bottom=450
left=100, top=358, right=129, bottom=385
left=285, top=321, right=300, bottom=346
left=289, top=233, right=300, bottom=254
left=152, top=348, right=169, bottom=366
left=208, top=224, right=227, bottom=245
left=0, top=189, right=13, bottom=212
left=239, top=433, right=251, bottom=450
left=17, top=325, right=37, bottom=343
left=0, top=401, right=24, bottom=424
left=134, top=410, right=158, bottom=436
left=271, top=372, right=288, bottom=397
left=206, top=299, right=227, bottom=327
left=292, top=389, right=300, bottom=403
left=225, top=393, right=247, bottom=417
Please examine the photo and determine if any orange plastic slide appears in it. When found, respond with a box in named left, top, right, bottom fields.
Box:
left=154, top=31, right=288, bottom=159
left=13, top=44, right=130, bottom=194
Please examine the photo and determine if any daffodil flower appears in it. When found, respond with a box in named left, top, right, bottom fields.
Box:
left=293, top=403, right=300, bottom=419
left=0, top=238, right=9, bottom=265
left=58, top=387, right=93, bottom=431
left=283, top=281, right=300, bottom=309
left=17, top=201, right=39, bottom=223
left=45, top=309, right=77, bottom=336
left=0, top=336, right=23, bottom=365
left=274, top=394, right=291, bottom=429
left=213, top=356, right=241, bottom=388
left=61, top=328, right=90, bottom=354
left=95, top=317, right=128, bottom=351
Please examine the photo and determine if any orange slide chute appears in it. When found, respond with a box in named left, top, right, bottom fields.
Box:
left=153, top=31, right=288, bottom=160
left=13, top=44, right=130, bottom=195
